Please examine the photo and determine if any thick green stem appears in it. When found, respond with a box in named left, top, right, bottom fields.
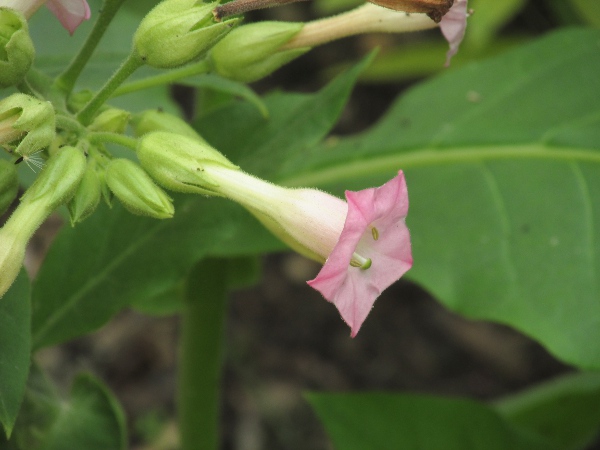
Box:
left=77, top=52, right=144, bottom=126
left=54, top=0, right=130, bottom=95
left=178, top=258, right=229, bottom=450
left=112, top=59, right=211, bottom=98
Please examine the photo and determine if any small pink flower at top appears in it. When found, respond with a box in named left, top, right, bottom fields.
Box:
left=0, top=0, right=90, bottom=34
left=308, top=171, right=413, bottom=337
left=46, top=0, right=91, bottom=35
left=440, top=0, right=469, bottom=66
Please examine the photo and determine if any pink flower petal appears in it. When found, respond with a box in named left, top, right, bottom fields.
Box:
left=440, top=0, right=468, bottom=66
left=46, top=0, right=90, bottom=35
left=308, top=171, right=413, bottom=337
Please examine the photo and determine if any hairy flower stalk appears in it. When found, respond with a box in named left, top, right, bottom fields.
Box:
left=0, top=146, right=85, bottom=297
left=0, top=0, right=91, bottom=34
left=284, top=0, right=469, bottom=65
left=137, top=132, right=413, bottom=335
left=282, top=3, right=439, bottom=50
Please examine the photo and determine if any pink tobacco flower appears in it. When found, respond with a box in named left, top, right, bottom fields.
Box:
left=46, top=0, right=91, bottom=35
left=0, top=0, right=90, bottom=34
left=308, top=171, right=413, bottom=337
left=440, top=0, right=468, bottom=66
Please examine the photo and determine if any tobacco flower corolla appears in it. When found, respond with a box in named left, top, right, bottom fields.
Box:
left=440, top=0, right=468, bottom=65
left=307, top=172, right=413, bottom=336
left=137, top=131, right=412, bottom=335
left=0, top=0, right=90, bottom=34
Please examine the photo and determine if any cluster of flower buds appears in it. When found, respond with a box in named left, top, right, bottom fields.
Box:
left=0, top=93, right=55, bottom=157
left=137, top=132, right=413, bottom=335
left=134, top=0, right=239, bottom=68
left=0, top=8, right=35, bottom=88
left=0, top=146, right=85, bottom=296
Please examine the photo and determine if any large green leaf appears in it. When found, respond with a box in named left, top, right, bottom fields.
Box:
left=568, top=0, right=600, bottom=27
left=307, top=393, right=553, bottom=450
left=1, top=368, right=126, bottom=450
left=494, top=372, right=600, bottom=450
left=31, top=199, right=280, bottom=348
left=273, top=28, right=600, bottom=369
left=309, top=374, right=600, bottom=450
left=0, top=271, right=30, bottom=438
left=31, top=59, right=368, bottom=348
left=196, top=53, right=375, bottom=177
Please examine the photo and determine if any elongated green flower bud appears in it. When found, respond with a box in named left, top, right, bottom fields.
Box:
left=208, top=21, right=309, bottom=82
left=136, top=131, right=237, bottom=195
left=134, top=0, right=239, bottom=68
left=87, top=108, right=130, bottom=134
left=0, top=159, right=18, bottom=215
left=67, top=163, right=101, bottom=225
left=0, top=8, right=35, bottom=88
left=105, top=158, right=174, bottom=219
left=132, top=109, right=208, bottom=144
left=0, top=93, right=55, bottom=156
left=0, top=146, right=85, bottom=297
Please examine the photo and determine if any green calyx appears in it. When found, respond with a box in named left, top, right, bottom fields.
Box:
left=134, top=0, right=239, bottom=68
left=67, top=163, right=102, bottom=225
left=136, top=131, right=237, bottom=195
left=132, top=109, right=209, bottom=144
left=105, top=158, right=174, bottom=219
left=0, top=93, right=55, bottom=156
left=21, top=146, right=86, bottom=209
left=0, top=8, right=34, bottom=88
left=208, top=21, right=309, bottom=82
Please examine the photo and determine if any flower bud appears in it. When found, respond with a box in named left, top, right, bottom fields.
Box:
left=131, top=109, right=208, bottom=144
left=87, top=108, right=130, bottom=134
left=105, top=158, right=174, bottom=219
left=0, top=93, right=55, bottom=156
left=67, top=163, right=101, bottom=225
left=21, top=146, right=86, bottom=208
left=207, top=21, right=309, bottom=82
left=134, top=0, right=239, bottom=69
left=0, top=146, right=85, bottom=297
left=136, top=131, right=237, bottom=195
left=0, top=159, right=18, bottom=215
left=67, top=89, right=94, bottom=113
left=0, top=8, right=35, bottom=88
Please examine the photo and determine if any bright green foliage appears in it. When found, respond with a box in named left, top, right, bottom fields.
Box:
left=0, top=271, right=30, bottom=438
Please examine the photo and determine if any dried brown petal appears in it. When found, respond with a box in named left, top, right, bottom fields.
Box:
left=366, top=0, right=453, bottom=22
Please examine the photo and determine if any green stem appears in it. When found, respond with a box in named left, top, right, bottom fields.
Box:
left=77, top=52, right=144, bottom=126
left=178, top=258, right=229, bottom=450
left=87, top=132, right=138, bottom=150
left=54, top=0, right=130, bottom=95
left=112, top=59, right=211, bottom=98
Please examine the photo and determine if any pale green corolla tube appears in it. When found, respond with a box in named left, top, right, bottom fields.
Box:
left=0, top=146, right=86, bottom=297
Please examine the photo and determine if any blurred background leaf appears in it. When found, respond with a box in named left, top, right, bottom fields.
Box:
left=0, top=271, right=30, bottom=439
left=309, top=372, right=600, bottom=450
left=1, top=367, right=127, bottom=450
